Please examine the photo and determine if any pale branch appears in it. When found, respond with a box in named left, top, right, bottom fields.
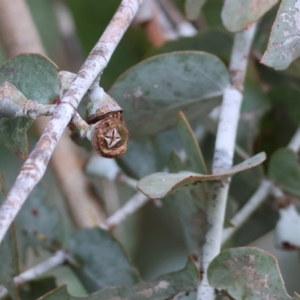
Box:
left=222, top=180, right=272, bottom=245
left=221, top=124, right=300, bottom=245
left=85, top=154, right=139, bottom=191
left=0, top=0, right=107, bottom=229
left=85, top=155, right=151, bottom=230
left=0, top=81, right=56, bottom=119
left=197, top=23, right=257, bottom=300
left=0, top=250, right=67, bottom=298
left=0, top=0, right=143, bottom=245
left=100, top=191, right=149, bottom=230
left=117, top=173, right=138, bottom=190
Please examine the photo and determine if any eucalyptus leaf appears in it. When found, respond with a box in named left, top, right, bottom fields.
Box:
left=0, top=53, right=60, bottom=158
left=261, top=0, right=300, bottom=70
left=138, top=152, right=266, bottom=199
left=39, top=259, right=199, bottom=300
left=0, top=117, right=32, bottom=159
left=185, top=0, right=207, bottom=20
left=110, top=51, right=229, bottom=137
left=268, top=148, right=300, bottom=197
left=68, top=228, right=140, bottom=293
left=208, top=247, right=300, bottom=300
left=15, top=184, right=63, bottom=262
left=166, top=151, right=206, bottom=258
left=221, top=0, right=278, bottom=32
left=0, top=224, right=19, bottom=300
left=177, top=111, right=207, bottom=174
left=0, top=53, right=59, bottom=104
left=118, top=137, right=157, bottom=178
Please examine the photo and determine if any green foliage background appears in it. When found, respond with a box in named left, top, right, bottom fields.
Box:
left=1, top=0, right=300, bottom=299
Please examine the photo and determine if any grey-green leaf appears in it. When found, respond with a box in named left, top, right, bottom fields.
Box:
left=185, top=0, right=207, bottom=20
left=39, top=259, right=199, bottom=300
left=0, top=117, right=32, bottom=159
left=138, top=152, right=266, bottom=199
left=0, top=53, right=60, bottom=158
left=177, top=111, right=207, bottom=174
left=268, top=148, right=300, bottom=197
left=0, top=224, right=19, bottom=299
left=15, top=184, right=63, bottom=262
left=67, top=228, right=140, bottom=293
left=221, top=0, right=278, bottom=32
left=0, top=53, right=59, bottom=104
left=166, top=151, right=206, bottom=258
left=261, top=0, right=300, bottom=70
left=110, top=51, right=229, bottom=137
left=208, top=247, right=300, bottom=300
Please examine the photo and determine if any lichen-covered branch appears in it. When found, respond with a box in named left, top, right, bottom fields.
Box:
left=0, top=250, right=67, bottom=298
left=100, top=191, right=149, bottom=230
left=0, top=0, right=107, bottom=229
left=221, top=180, right=272, bottom=244
left=0, top=0, right=143, bottom=245
left=197, top=23, right=257, bottom=300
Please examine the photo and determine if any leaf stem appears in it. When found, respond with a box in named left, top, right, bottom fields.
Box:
left=0, top=250, right=67, bottom=298
left=222, top=179, right=272, bottom=244
left=0, top=0, right=143, bottom=245
left=100, top=191, right=149, bottom=230
left=197, top=23, right=257, bottom=300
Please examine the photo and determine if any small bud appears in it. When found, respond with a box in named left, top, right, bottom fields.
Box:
left=90, top=111, right=128, bottom=158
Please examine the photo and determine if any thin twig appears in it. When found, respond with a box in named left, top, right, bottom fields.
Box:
left=0, top=0, right=107, bottom=229
left=197, top=24, right=257, bottom=300
left=0, top=250, right=67, bottom=298
left=221, top=123, right=300, bottom=245
left=100, top=191, right=149, bottom=230
left=222, top=179, right=272, bottom=244
left=0, top=0, right=143, bottom=245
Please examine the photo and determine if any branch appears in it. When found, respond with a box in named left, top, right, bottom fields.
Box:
left=85, top=154, right=150, bottom=230
left=221, top=179, right=272, bottom=244
left=0, top=0, right=143, bottom=245
left=221, top=123, right=300, bottom=246
left=197, top=24, right=257, bottom=300
left=100, top=191, right=149, bottom=230
left=0, top=0, right=107, bottom=229
left=0, top=250, right=67, bottom=298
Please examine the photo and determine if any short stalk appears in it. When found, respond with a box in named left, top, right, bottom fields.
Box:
left=0, top=250, right=67, bottom=298
left=197, top=23, right=257, bottom=300
left=222, top=179, right=272, bottom=244
left=100, top=192, right=149, bottom=230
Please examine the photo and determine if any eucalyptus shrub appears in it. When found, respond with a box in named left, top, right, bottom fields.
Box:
left=0, top=0, right=300, bottom=300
